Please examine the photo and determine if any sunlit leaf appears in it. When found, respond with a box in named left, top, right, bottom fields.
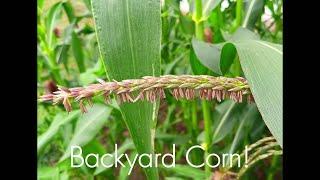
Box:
left=91, top=0, right=161, bottom=178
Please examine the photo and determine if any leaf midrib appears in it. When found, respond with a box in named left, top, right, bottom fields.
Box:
left=254, top=40, right=283, bottom=55
left=242, top=0, right=257, bottom=28
left=235, top=40, right=283, bottom=55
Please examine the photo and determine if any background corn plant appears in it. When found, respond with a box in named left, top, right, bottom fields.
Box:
left=37, top=0, right=282, bottom=179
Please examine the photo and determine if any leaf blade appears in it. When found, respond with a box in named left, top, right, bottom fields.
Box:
left=242, top=0, right=265, bottom=29
left=45, top=2, right=63, bottom=46
left=191, top=28, right=283, bottom=147
left=37, top=111, right=80, bottom=154
left=191, top=38, right=222, bottom=75
left=91, top=0, right=161, bottom=179
left=60, top=104, right=112, bottom=161
left=202, top=0, right=222, bottom=20
left=233, top=40, right=283, bottom=147
left=71, top=31, right=86, bottom=73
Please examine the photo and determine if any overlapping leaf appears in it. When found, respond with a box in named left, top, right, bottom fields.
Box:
left=192, top=28, right=283, bottom=147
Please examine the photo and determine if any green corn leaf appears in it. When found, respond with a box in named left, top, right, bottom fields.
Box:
left=191, top=39, right=222, bottom=75
left=225, top=104, right=260, bottom=165
left=192, top=28, right=283, bottom=147
left=45, top=2, right=63, bottom=47
left=91, top=0, right=161, bottom=179
left=220, top=43, right=237, bottom=75
left=242, top=0, right=265, bottom=29
left=38, top=166, right=60, bottom=180
left=38, top=110, right=80, bottom=154
left=155, top=133, right=190, bottom=145
left=191, top=0, right=222, bottom=21
left=60, top=104, right=112, bottom=161
left=160, top=164, right=206, bottom=180
left=71, top=31, right=86, bottom=73
left=191, top=39, right=237, bottom=75
left=55, top=44, right=70, bottom=65
left=211, top=101, right=237, bottom=144
left=94, top=139, right=135, bottom=175
left=56, top=23, right=76, bottom=73
left=197, top=101, right=245, bottom=145
left=83, top=0, right=92, bottom=11
left=119, top=151, right=137, bottom=179
left=227, top=27, right=260, bottom=41
left=190, top=47, right=214, bottom=75
left=62, top=1, right=76, bottom=23
left=202, top=0, right=222, bottom=20
left=233, top=40, right=282, bottom=147
left=192, top=27, right=259, bottom=75
left=179, top=16, right=195, bottom=35
left=38, top=0, right=44, bottom=9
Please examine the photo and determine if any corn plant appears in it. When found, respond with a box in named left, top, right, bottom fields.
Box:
left=37, top=0, right=283, bottom=179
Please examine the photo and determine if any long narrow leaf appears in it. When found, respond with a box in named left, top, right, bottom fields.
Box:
left=202, top=0, right=222, bottom=20
left=242, top=0, right=265, bottom=29
left=71, top=31, right=86, bottom=73
left=60, top=104, right=112, bottom=161
left=38, top=111, right=80, bottom=154
left=46, top=2, right=63, bottom=46
left=212, top=101, right=236, bottom=144
left=91, top=0, right=161, bottom=179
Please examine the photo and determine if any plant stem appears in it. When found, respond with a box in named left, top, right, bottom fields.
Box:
left=195, top=0, right=204, bottom=41
left=190, top=100, right=202, bottom=164
left=194, top=0, right=213, bottom=177
left=202, top=100, right=212, bottom=177
left=202, top=102, right=212, bottom=145
left=182, top=101, right=192, bottom=133
left=236, top=0, right=243, bottom=28
left=191, top=101, right=198, bottom=135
